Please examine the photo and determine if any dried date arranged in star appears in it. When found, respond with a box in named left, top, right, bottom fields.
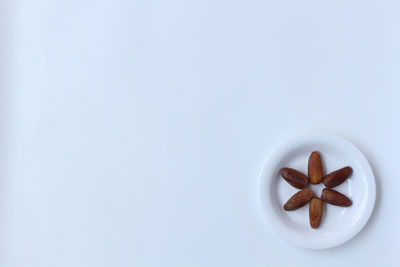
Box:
left=280, top=168, right=309, bottom=189
left=309, top=198, right=323, bottom=229
left=284, top=189, right=314, bottom=211
left=323, top=166, right=353, bottom=188
left=321, top=188, right=352, bottom=207
left=308, top=151, right=323, bottom=184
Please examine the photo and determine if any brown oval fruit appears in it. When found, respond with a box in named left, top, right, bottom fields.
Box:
left=280, top=168, right=309, bottom=189
left=322, top=166, right=352, bottom=188
left=309, top=198, right=323, bottom=229
left=284, top=189, right=314, bottom=211
left=308, top=151, right=323, bottom=184
left=321, top=188, right=352, bottom=207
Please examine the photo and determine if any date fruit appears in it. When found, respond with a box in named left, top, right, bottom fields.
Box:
left=308, top=151, right=323, bottom=184
left=284, top=189, right=314, bottom=211
left=309, top=198, right=323, bottom=229
left=321, top=188, right=352, bottom=207
left=281, top=168, right=309, bottom=189
left=323, top=166, right=352, bottom=188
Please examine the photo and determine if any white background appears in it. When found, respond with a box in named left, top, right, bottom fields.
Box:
left=1, top=0, right=399, bottom=266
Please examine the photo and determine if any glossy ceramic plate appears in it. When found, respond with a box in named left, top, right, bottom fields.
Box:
left=259, top=134, right=375, bottom=249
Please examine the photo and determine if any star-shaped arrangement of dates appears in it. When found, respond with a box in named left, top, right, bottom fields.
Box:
left=281, top=151, right=353, bottom=229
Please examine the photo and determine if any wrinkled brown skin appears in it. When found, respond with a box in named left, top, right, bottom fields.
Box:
left=308, top=151, right=323, bottom=184
left=284, top=189, right=314, bottom=211
left=321, top=188, right=352, bottom=207
left=280, top=168, right=309, bottom=189
left=323, top=166, right=352, bottom=188
left=309, top=198, right=323, bottom=229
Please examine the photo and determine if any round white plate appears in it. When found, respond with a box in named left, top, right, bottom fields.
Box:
left=259, top=134, right=375, bottom=249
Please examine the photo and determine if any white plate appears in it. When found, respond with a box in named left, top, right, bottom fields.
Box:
left=259, top=134, right=376, bottom=249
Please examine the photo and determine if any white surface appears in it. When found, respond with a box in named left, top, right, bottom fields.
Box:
left=260, top=134, right=375, bottom=249
left=1, top=0, right=399, bottom=266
